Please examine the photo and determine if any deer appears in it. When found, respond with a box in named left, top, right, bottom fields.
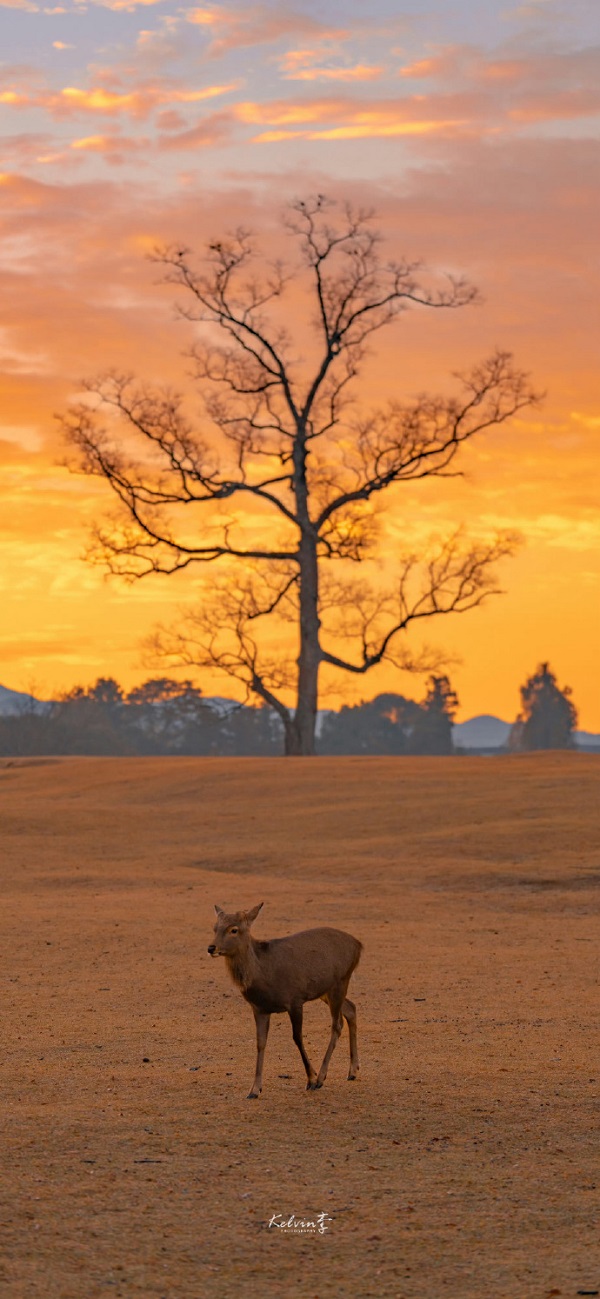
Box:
left=207, top=903, right=362, bottom=1099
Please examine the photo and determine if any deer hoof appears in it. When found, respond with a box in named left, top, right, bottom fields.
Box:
left=347, top=1071, right=359, bottom=1081
left=306, top=1080, right=318, bottom=1090
left=247, top=1090, right=260, bottom=1099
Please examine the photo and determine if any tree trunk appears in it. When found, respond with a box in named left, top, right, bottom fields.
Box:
left=285, top=533, right=320, bottom=756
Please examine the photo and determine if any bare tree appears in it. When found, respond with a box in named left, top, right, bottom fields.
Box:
left=62, top=195, right=538, bottom=755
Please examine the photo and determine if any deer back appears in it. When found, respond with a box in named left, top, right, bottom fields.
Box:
left=243, top=927, right=362, bottom=1011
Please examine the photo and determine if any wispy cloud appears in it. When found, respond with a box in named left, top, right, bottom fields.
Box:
left=277, top=44, right=382, bottom=83
left=90, top=0, right=163, bottom=9
left=283, top=64, right=383, bottom=83
left=186, top=4, right=347, bottom=58
left=253, top=119, right=466, bottom=143
left=398, top=50, right=464, bottom=80
left=509, top=87, right=600, bottom=122
left=236, top=95, right=473, bottom=142
left=504, top=0, right=557, bottom=19
left=0, top=79, right=241, bottom=121
left=157, top=108, right=234, bottom=149
left=70, top=133, right=150, bottom=162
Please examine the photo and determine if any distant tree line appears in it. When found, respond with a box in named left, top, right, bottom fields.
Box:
left=0, top=673, right=460, bottom=757
left=0, top=663, right=579, bottom=758
left=319, top=676, right=460, bottom=756
left=0, top=678, right=280, bottom=758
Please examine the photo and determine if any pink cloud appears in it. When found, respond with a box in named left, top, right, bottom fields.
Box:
left=90, top=0, right=163, bottom=9
left=70, top=133, right=150, bottom=164
left=509, top=88, right=600, bottom=122
left=277, top=44, right=382, bottom=83
left=235, top=92, right=484, bottom=136
left=157, top=108, right=234, bottom=150
left=0, top=79, right=241, bottom=122
left=186, top=4, right=348, bottom=58
left=398, top=51, right=464, bottom=80
left=282, top=65, right=384, bottom=83
left=1, top=38, right=598, bottom=167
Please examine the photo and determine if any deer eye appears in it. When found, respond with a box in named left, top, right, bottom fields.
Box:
left=229, top=926, right=238, bottom=934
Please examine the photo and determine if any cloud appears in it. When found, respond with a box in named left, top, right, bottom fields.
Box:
left=0, top=91, right=30, bottom=106
left=1, top=35, right=598, bottom=168
left=186, top=4, right=347, bottom=58
left=157, top=108, right=234, bottom=150
left=277, top=45, right=382, bottom=83
left=0, top=132, right=64, bottom=171
left=224, top=39, right=600, bottom=146
left=91, top=0, right=163, bottom=9
left=236, top=94, right=474, bottom=142
left=504, top=0, right=557, bottom=18
left=0, top=79, right=241, bottom=121
left=134, top=24, right=184, bottom=71
left=254, top=120, right=466, bottom=144
left=0, top=327, right=51, bottom=375
left=398, top=51, right=464, bottom=80
left=509, top=88, right=600, bottom=122
left=282, top=64, right=384, bottom=83
left=70, top=133, right=150, bottom=164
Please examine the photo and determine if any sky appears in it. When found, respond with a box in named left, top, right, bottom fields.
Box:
left=0, top=0, right=599, bottom=725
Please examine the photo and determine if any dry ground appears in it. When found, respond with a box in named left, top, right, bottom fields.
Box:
left=1, top=753, right=599, bottom=1299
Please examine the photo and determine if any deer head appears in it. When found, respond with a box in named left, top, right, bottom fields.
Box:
left=207, top=902, right=263, bottom=957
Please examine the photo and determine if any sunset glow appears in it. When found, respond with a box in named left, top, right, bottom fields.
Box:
left=0, top=0, right=598, bottom=725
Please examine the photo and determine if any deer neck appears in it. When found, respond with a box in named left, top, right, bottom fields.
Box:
left=225, top=935, right=261, bottom=992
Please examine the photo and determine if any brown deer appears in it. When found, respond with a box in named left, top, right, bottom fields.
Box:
left=208, top=903, right=362, bottom=1098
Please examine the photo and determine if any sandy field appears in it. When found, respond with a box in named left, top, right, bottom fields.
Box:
left=1, top=753, right=598, bottom=1299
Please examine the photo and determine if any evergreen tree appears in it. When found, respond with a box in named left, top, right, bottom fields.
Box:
left=510, top=662, right=577, bottom=751
left=408, top=675, right=459, bottom=755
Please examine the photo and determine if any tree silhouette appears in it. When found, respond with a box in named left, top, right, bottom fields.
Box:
left=124, top=677, right=220, bottom=754
left=51, top=678, right=129, bottom=755
left=510, top=662, right=578, bottom=751
left=408, top=674, right=459, bottom=755
left=319, top=693, right=420, bottom=755
left=62, top=194, right=538, bottom=755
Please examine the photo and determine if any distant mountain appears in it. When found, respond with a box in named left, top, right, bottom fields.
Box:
left=0, top=684, right=47, bottom=715
left=575, top=730, right=600, bottom=749
left=453, top=713, right=600, bottom=751
left=452, top=714, right=511, bottom=749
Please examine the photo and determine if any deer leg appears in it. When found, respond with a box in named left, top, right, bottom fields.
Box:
left=314, top=991, right=344, bottom=1089
left=289, top=1005, right=317, bottom=1090
left=343, top=997, right=360, bottom=1080
left=247, top=1008, right=270, bottom=1099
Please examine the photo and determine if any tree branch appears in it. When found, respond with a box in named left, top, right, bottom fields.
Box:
left=320, top=530, right=520, bottom=674
left=315, top=351, right=539, bottom=532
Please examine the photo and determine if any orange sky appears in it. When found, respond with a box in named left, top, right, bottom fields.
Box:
left=1, top=0, right=599, bottom=726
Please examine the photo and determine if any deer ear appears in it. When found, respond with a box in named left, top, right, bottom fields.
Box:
left=245, top=902, right=263, bottom=925
left=214, top=904, right=224, bottom=917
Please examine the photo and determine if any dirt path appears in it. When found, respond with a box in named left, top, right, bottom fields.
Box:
left=1, top=754, right=598, bottom=1298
